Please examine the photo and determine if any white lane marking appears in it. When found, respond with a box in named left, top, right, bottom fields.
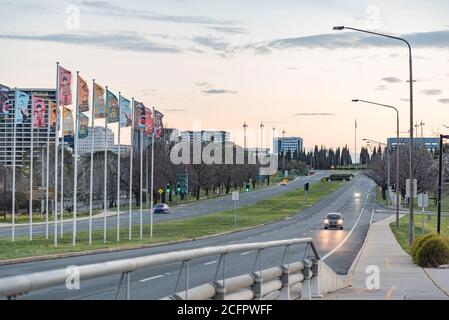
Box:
left=203, top=260, right=217, bottom=265
left=370, top=208, right=375, bottom=225
left=139, top=275, right=164, bottom=282
left=322, top=207, right=365, bottom=261
left=241, top=251, right=252, bottom=256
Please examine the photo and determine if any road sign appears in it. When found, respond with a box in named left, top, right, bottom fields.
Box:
left=176, top=173, right=189, bottom=194
left=284, top=170, right=289, bottom=178
left=232, top=191, right=239, bottom=201
left=406, top=179, right=417, bottom=198
left=158, top=188, right=164, bottom=194
left=417, top=192, right=428, bottom=208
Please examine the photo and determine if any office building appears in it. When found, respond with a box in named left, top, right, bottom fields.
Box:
left=273, top=136, right=304, bottom=154
left=77, top=126, right=129, bottom=155
left=180, top=130, right=230, bottom=143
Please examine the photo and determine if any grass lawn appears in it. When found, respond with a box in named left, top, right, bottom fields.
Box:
left=390, top=214, right=449, bottom=253
left=0, top=180, right=344, bottom=261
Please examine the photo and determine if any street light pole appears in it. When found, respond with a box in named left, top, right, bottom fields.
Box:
left=282, top=130, right=286, bottom=171
left=335, top=26, right=414, bottom=244
left=243, top=121, right=248, bottom=182
left=437, top=135, right=448, bottom=234
left=352, top=99, right=401, bottom=228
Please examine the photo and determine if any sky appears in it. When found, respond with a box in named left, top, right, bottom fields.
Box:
left=0, top=0, right=448, bottom=157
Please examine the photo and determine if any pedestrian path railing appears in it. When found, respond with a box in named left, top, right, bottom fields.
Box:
left=0, top=238, right=332, bottom=300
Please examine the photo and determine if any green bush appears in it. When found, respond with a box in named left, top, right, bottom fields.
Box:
left=411, top=234, right=438, bottom=263
left=415, top=234, right=449, bottom=268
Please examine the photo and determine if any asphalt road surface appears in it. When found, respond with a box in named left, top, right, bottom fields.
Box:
left=0, top=171, right=327, bottom=238
left=0, top=174, right=388, bottom=300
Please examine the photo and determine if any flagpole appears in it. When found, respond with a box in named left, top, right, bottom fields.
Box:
left=117, top=92, right=121, bottom=242
left=45, top=98, right=50, bottom=239
left=60, top=106, right=65, bottom=238
left=129, top=98, right=134, bottom=240
left=29, top=95, right=34, bottom=241
left=150, top=107, right=155, bottom=238
left=54, top=62, right=59, bottom=246
left=145, top=134, right=149, bottom=223
left=354, top=118, right=357, bottom=165
left=103, top=86, right=108, bottom=244
left=89, top=79, right=95, bottom=245
left=72, top=71, right=80, bottom=246
left=140, top=128, right=143, bottom=239
left=11, top=88, right=18, bottom=242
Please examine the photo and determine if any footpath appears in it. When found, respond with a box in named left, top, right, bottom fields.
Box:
left=323, top=214, right=449, bottom=300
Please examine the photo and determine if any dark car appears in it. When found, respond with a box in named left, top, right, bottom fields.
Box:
left=323, top=212, right=344, bottom=230
left=154, top=203, right=170, bottom=214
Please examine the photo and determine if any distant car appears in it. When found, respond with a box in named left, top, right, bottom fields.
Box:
left=354, top=192, right=361, bottom=199
left=279, top=178, right=288, bottom=186
left=321, top=176, right=330, bottom=182
left=154, top=203, right=170, bottom=214
left=323, top=212, right=344, bottom=230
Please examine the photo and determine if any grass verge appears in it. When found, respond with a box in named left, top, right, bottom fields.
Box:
left=0, top=180, right=345, bottom=261
left=390, top=214, right=449, bottom=253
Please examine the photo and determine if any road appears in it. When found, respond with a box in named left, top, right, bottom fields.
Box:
left=0, top=174, right=388, bottom=300
left=0, top=171, right=327, bottom=238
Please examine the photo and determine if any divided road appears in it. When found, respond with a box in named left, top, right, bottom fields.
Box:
left=0, top=174, right=386, bottom=299
left=0, top=171, right=327, bottom=238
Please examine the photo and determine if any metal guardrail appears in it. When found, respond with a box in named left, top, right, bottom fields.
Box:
left=0, top=238, right=321, bottom=300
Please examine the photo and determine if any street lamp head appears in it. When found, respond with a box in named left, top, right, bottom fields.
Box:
left=352, top=99, right=359, bottom=102
left=333, top=26, right=345, bottom=31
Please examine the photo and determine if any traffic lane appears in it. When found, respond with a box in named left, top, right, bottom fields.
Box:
left=0, top=172, right=327, bottom=238
left=0, top=173, right=357, bottom=278
left=10, top=177, right=373, bottom=299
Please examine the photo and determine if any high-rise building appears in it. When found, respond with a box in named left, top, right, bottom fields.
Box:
left=273, top=136, right=304, bottom=154
left=180, top=130, right=230, bottom=143
left=77, top=126, right=129, bottom=155
left=0, top=85, right=56, bottom=166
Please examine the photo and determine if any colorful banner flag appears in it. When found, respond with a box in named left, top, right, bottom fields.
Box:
left=0, top=85, right=11, bottom=115
left=78, top=113, right=89, bottom=139
left=77, top=75, right=89, bottom=112
left=154, top=110, right=164, bottom=138
left=133, top=101, right=145, bottom=128
left=106, top=90, right=119, bottom=123
left=119, top=96, right=132, bottom=128
left=144, top=107, right=153, bottom=136
left=32, top=96, right=47, bottom=128
left=58, top=66, right=72, bottom=106
left=94, top=83, right=106, bottom=119
left=49, top=101, right=57, bottom=128
left=15, top=90, right=30, bottom=124
left=62, top=107, right=74, bottom=136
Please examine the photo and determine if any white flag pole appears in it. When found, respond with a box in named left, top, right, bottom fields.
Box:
left=11, top=88, right=18, bottom=242
left=103, top=86, right=108, bottom=244
left=29, top=94, right=34, bottom=241
left=45, top=98, right=50, bottom=239
left=60, top=107, right=65, bottom=238
left=88, top=79, right=95, bottom=245
left=117, top=92, right=121, bottom=242
left=129, top=98, right=134, bottom=240
left=72, top=71, right=80, bottom=246
left=150, top=107, right=155, bottom=238
left=54, top=62, right=59, bottom=246
left=139, top=127, right=143, bottom=239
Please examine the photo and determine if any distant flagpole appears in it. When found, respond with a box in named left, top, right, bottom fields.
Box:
left=150, top=107, right=155, bottom=238
left=88, top=79, right=95, bottom=245
left=140, top=126, right=143, bottom=239
left=117, top=92, right=121, bottom=242
left=11, top=88, right=18, bottom=242
left=45, top=99, right=51, bottom=239
left=72, top=71, right=80, bottom=246
left=354, top=118, right=357, bottom=164
left=129, top=98, right=134, bottom=240
left=54, top=62, right=60, bottom=246
left=29, top=95, right=34, bottom=241
left=103, top=86, right=109, bottom=243
left=60, top=107, right=65, bottom=238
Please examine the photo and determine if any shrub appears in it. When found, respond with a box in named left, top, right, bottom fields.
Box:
left=411, top=234, right=438, bottom=263
left=415, top=234, right=449, bottom=268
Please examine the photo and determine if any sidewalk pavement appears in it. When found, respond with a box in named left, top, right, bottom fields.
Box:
left=322, top=214, right=449, bottom=300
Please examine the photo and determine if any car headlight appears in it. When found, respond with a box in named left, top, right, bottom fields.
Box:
left=324, top=219, right=329, bottom=224
left=337, top=219, right=343, bottom=224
